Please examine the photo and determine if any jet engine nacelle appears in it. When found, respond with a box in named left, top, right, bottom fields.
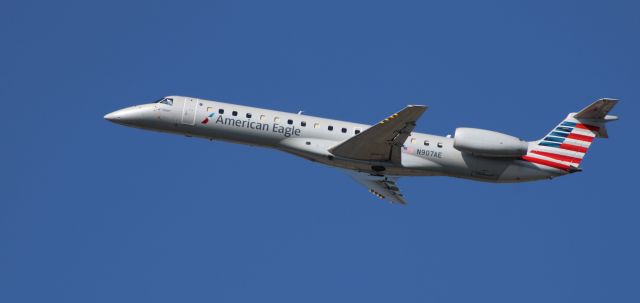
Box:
left=453, top=127, right=528, bottom=158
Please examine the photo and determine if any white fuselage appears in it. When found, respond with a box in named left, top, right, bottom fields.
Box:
left=105, top=96, right=565, bottom=183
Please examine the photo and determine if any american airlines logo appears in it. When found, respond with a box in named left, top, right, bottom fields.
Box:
left=201, top=112, right=215, bottom=124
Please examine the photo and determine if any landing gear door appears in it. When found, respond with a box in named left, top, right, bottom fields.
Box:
left=181, top=98, right=198, bottom=125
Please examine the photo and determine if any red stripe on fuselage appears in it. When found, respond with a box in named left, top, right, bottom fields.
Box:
left=522, top=155, right=571, bottom=171
left=575, top=123, right=600, bottom=131
left=531, top=150, right=582, bottom=164
left=560, top=143, right=588, bottom=153
left=567, top=133, right=594, bottom=142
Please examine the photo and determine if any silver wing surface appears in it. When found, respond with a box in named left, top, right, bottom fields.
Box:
left=346, top=171, right=407, bottom=205
left=329, top=105, right=427, bottom=164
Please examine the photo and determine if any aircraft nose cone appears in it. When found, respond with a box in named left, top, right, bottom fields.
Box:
left=104, top=110, right=125, bottom=123
left=104, top=106, right=152, bottom=126
left=104, top=112, right=117, bottom=121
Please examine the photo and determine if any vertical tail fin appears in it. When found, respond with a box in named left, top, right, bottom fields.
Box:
left=523, top=98, right=619, bottom=172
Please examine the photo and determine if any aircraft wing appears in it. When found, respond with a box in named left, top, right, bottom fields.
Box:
left=346, top=171, right=407, bottom=205
left=329, top=105, right=427, bottom=164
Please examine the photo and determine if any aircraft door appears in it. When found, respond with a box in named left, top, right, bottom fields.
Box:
left=181, top=98, right=198, bottom=125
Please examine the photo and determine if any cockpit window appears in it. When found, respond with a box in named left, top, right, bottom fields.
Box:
left=155, top=97, right=173, bottom=106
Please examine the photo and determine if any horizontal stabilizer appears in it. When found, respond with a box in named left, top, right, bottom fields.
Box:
left=571, top=98, right=619, bottom=138
left=574, top=98, right=619, bottom=119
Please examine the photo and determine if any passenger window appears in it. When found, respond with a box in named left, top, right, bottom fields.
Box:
left=246, top=113, right=252, bottom=118
left=287, top=119, right=293, bottom=125
left=355, top=129, right=361, bottom=134
left=314, top=123, right=320, bottom=129
left=218, top=109, right=224, bottom=114
left=411, top=138, right=416, bottom=144
left=424, top=140, right=429, bottom=146
left=301, top=121, right=306, bottom=127
left=207, top=107, right=213, bottom=112
left=328, top=126, right=334, bottom=131
left=260, top=115, right=266, bottom=121
left=341, top=127, right=347, bottom=133
left=437, top=142, right=443, bottom=148
left=274, top=117, right=280, bottom=122
left=232, top=111, right=238, bottom=116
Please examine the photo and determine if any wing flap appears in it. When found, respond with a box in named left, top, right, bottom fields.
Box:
left=346, top=171, right=407, bottom=204
left=329, top=105, right=427, bottom=163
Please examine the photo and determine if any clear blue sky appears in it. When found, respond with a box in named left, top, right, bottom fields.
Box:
left=1, top=1, right=638, bottom=302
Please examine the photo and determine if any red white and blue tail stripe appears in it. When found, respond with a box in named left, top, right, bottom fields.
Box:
left=521, top=98, right=619, bottom=172
left=522, top=118, right=600, bottom=172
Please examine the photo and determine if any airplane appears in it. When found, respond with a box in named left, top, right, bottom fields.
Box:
left=105, top=96, right=618, bottom=204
